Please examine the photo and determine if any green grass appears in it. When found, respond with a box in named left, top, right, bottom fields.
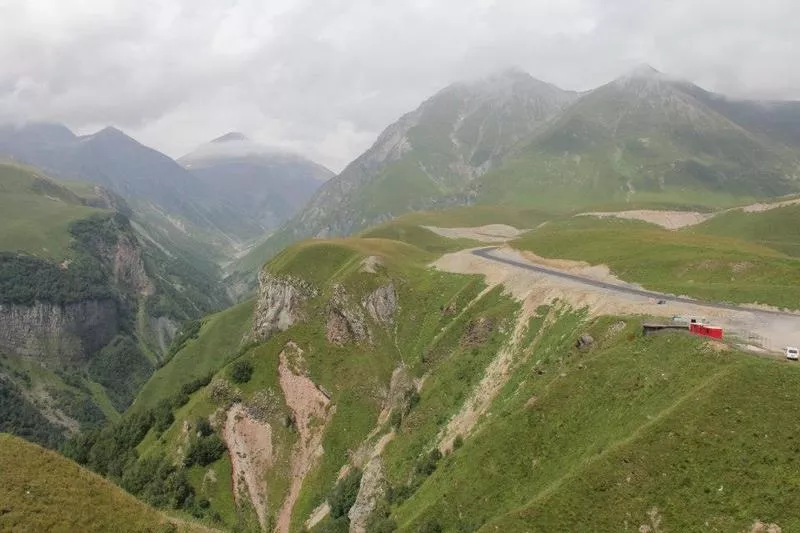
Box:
left=360, top=223, right=480, bottom=254
left=133, top=299, right=254, bottom=411
left=512, top=216, right=800, bottom=310
left=693, top=204, right=800, bottom=257
left=0, top=433, right=205, bottom=532
left=391, top=205, right=554, bottom=229
left=391, top=317, right=800, bottom=532
left=0, top=163, right=105, bottom=260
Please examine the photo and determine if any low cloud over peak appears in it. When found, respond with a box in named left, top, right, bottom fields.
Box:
left=1, top=0, right=799, bottom=172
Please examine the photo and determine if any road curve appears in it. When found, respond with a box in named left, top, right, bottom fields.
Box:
left=471, top=247, right=799, bottom=319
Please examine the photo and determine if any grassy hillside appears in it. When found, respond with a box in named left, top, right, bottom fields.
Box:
left=66, top=205, right=800, bottom=532
left=512, top=216, right=800, bottom=310
left=476, top=71, right=800, bottom=212
left=693, top=204, right=800, bottom=257
left=0, top=433, right=208, bottom=532
left=133, top=300, right=255, bottom=411
left=391, top=318, right=800, bottom=532
left=0, top=162, right=104, bottom=260
left=0, top=163, right=231, bottom=448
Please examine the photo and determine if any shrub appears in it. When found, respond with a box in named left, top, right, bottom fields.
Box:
left=195, top=417, right=214, bottom=437
left=328, top=468, right=363, bottom=519
left=230, top=360, right=254, bottom=384
left=415, top=449, right=442, bottom=477
left=453, top=434, right=464, bottom=450
left=184, top=434, right=226, bottom=467
left=390, top=409, right=402, bottom=430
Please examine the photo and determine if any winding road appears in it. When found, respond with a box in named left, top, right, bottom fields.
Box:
left=471, top=246, right=800, bottom=320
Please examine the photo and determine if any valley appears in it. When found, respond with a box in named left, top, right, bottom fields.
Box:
left=3, top=63, right=800, bottom=533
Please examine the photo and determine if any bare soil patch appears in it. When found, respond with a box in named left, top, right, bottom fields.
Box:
left=275, top=343, right=334, bottom=533
left=578, top=210, right=711, bottom=230
left=423, top=224, right=525, bottom=242
left=222, top=403, right=273, bottom=529
left=742, top=198, right=800, bottom=213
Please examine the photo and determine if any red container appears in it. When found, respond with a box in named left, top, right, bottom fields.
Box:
left=690, top=323, right=723, bottom=339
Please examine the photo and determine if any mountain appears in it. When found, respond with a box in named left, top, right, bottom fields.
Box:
left=0, top=433, right=206, bottom=532
left=0, top=123, right=262, bottom=249
left=476, top=65, right=800, bottom=209
left=180, top=132, right=332, bottom=235
left=69, top=220, right=800, bottom=532
left=0, top=162, right=230, bottom=448
left=232, top=69, right=577, bottom=282
left=678, top=83, right=800, bottom=150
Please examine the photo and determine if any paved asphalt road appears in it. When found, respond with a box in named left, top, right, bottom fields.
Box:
left=472, top=247, right=799, bottom=319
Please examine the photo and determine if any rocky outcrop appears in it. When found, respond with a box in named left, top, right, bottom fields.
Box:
left=148, top=315, right=178, bottom=354
left=252, top=271, right=318, bottom=340
left=113, top=233, right=154, bottom=296
left=362, top=283, right=398, bottom=326
left=348, top=457, right=387, bottom=533
left=326, top=285, right=370, bottom=345
left=0, top=300, right=119, bottom=362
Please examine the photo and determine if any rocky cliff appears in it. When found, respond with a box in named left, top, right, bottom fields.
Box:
left=0, top=300, right=119, bottom=362
left=252, top=271, right=319, bottom=340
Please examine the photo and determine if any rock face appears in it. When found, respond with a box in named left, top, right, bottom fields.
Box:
left=0, top=300, right=119, bottom=362
left=113, top=233, right=154, bottom=296
left=326, top=285, right=370, bottom=345
left=253, top=271, right=318, bottom=340
left=576, top=334, right=595, bottom=349
left=348, top=457, right=387, bottom=533
left=362, top=283, right=398, bottom=326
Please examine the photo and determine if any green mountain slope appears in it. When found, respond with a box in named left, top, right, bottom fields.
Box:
left=0, top=163, right=230, bottom=447
left=511, top=215, right=800, bottom=310
left=231, top=70, right=576, bottom=286
left=68, top=213, right=800, bottom=532
left=0, top=433, right=208, bottom=532
left=0, top=162, right=104, bottom=260
left=692, top=202, right=800, bottom=257
left=180, top=133, right=332, bottom=237
left=477, top=66, right=800, bottom=210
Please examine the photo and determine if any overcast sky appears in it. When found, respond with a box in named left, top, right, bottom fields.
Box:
left=1, top=0, right=799, bottom=172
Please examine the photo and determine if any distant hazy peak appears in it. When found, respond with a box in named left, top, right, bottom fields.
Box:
left=88, top=126, right=130, bottom=140
left=211, top=132, right=249, bottom=143
left=627, top=63, right=662, bottom=78
left=452, top=67, right=567, bottom=96
left=0, top=121, right=76, bottom=143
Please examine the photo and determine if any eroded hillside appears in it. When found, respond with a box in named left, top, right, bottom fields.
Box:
left=66, top=218, right=800, bottom=532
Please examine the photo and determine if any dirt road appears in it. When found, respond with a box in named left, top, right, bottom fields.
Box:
left=434, top=247, right=800, bottom=353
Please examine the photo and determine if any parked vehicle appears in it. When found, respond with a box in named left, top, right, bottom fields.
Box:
left=785, top=347, right=799, bottom=361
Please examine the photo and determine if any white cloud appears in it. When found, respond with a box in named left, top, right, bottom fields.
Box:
left=1, top=0, right=799, bottom=172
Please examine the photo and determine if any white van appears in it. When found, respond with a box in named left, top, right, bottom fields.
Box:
left=785, top=347, right=799, bottom=361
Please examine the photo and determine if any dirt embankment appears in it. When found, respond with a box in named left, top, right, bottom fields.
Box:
left=742, top=198, right=800, bottom=213
left=578, top=210, right=711, bottom=230
left=438, top=298, right=540, bottom=452
left=434, top=247, right=800, bottom=353
left=275, top=343, right=334, bottom=533
left=579, top=197, right=800, bottom=230
left=423, top=224, right=525, bottom=242
left=222, top=404, right=273, bottom=529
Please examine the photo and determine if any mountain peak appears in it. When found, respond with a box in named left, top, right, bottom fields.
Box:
left=627, top=63, right=661, bottom=78
left=92, top=126, right=129, bottom=139
left=211, top=132, right=249, bottom=143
